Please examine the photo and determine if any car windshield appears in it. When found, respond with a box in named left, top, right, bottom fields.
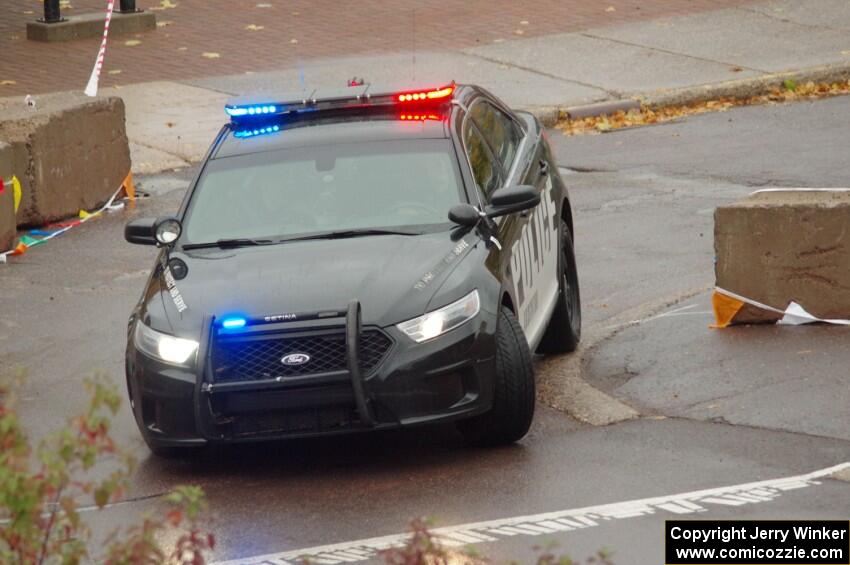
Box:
left=182, top=138, right=464, bottom=244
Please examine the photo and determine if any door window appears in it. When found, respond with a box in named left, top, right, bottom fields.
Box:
left=462, top=120, right=504, bottom=199
left=469, top=101, right=523, bottom=170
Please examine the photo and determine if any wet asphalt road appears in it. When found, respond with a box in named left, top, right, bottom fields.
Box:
left=1, top=96, right=849, bottom=563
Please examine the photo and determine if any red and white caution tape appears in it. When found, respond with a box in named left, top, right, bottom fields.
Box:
left=0, top=184, right=126, bottom=264
left=84, top=0, right=116, bottom=97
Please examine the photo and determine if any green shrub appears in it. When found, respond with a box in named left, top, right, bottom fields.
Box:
left=0, top=375, right=214, bottom=564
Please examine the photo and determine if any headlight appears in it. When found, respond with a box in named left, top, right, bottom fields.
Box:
left=133, top=321, right=199, bottom=365
left=396, top=289, right=480, bottom=343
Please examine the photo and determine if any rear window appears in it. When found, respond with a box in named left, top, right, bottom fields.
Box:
left=182, top=139, right=464, bottom=243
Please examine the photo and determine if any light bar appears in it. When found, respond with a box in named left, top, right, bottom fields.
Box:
left=399, top=113, right=443, bottom=121
left=396, top=85, right=454, bottom=103
left=233, top=124, right=281, bottom=139
left=225, top=104, right=279, bottom=117
left=225, top=83, right=456, bottom=124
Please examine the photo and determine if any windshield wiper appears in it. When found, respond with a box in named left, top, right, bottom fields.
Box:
left=183, top=238, right=274, bottom=250
left=280, top=228, right=421, bottom=242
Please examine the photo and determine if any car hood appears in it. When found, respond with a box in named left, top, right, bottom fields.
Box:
left=145, top=231, right=478, bottom=337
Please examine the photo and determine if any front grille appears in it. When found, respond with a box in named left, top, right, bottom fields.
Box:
left=211, top=328, right=392, bottom=383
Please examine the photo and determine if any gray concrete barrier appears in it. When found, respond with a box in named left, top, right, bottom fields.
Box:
left=0, top=142, right=14, bottom=252
left=0, top=92, right=131, bottom=228
left=715, top=190, right=850, bottom=322
left=27, top=11, right=156, bottom=42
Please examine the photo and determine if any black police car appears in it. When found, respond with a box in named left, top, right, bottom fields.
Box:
left=124, top=82, right=581, bottom=456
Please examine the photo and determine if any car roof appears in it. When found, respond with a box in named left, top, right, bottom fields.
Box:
left=213, top=111, right=452, bottom=159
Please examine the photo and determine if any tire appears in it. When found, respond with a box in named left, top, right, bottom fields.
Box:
left=457, top=306, right=535, bottom=446
left=537, top=220, right=581, bottom=354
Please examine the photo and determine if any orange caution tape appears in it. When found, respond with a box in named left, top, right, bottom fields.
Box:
left=10, top=242, right=28, bottom=256
left=122, top=171, right=136, bottom=200
left=711, top=290, right=744, bottom=329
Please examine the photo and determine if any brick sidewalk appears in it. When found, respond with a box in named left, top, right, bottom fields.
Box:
left=1, top=0, right=760, bottom=97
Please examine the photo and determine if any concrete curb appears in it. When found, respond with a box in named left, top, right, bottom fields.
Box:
left=525, top=61, right=850, bottom=127
left=535, top=286, right=709, bottom=426
left=638, top=62, right=850, bottom=109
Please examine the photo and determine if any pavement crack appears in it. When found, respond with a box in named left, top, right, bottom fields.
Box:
left=76, top=491, right=170, bottom=514
left=578, top=32, right=768, bottom=74
left=734, top=6, right=850, bottom=33
left=131, top=138, right=193, bottom=166
left=656, top=414, right=850, bottom=444
left=457, top=50, right=618, bottom=98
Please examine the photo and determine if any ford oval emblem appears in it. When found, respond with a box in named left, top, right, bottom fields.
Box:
left=281, top=352, right=311, bottom=366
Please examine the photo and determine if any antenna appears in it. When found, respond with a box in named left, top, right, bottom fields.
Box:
left=412, top=8, right=416, bottom=83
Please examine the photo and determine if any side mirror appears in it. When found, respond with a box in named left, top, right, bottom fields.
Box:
left=125, top=218, right=157, bottom=245
left=448, top=204, right=481, bottom=227
left=485, top=184, right=540, bottom=218
left=125, top=216, right=182, bottom=246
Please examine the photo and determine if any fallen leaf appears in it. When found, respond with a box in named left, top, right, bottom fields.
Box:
left=513, top=29, right=524, bottom=35
left=150, top=0, right=178, bottom=10
left=245, top=24, right=264, bottom=31
left=0, top=80, right=16, bottom=86
left=290, top=38, right=298, bottom=44
left=23, top=10, right=34, bottom=15
left=156, top=20, right=173, bottom=27
left=108, top=69, right=122, bottom=75
left=291, top=11, right=299, bottom=16
left=492, top=38, right=505, bottom=43
left=520, top=20, right=529, bottom=25
left=842, top=50, right=850, bottom=56
left=605, top=6, right=616, bottom=12
left=202, top=52, right=220, bottom=59
left=165, top=121, right=176, bottom=128
left=256, top=2, right=272, bottom=6
left=177, top=46, right=188, bottom=51
left=557, top=79, right=850, bottom=136
left=124, top=39, right=142, bottom=46
left=730, top=66, right=743, bottom=73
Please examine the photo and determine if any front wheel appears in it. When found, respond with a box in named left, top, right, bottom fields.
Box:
left=537, top=220, right=581, bottom=354
left=457, top=307, right=535, bottom=446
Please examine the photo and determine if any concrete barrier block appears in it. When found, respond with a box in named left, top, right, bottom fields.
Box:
left=26, top=11, right=156, bottom=42
left=0, top=142, right=15, bottom=252
left=715, top=190, right=850, bottom=322
left=0, top=92, right=131, bottom=227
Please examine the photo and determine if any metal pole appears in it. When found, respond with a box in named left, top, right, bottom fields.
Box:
left=119, top=0, right=138, bottom=13
left=42, top=0, right=63, bottom=23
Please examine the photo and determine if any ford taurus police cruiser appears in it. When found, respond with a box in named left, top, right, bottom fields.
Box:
left=124, top=82, right=581, bottom=457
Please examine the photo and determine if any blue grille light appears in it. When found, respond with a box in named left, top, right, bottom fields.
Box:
left=222, top=317, right=247, bottom=329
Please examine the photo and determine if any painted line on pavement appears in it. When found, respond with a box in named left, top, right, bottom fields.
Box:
left=214, top=462, right=850, bottom=565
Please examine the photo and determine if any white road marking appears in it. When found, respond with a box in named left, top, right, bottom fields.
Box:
left=214, top=462, right=850, bottom=565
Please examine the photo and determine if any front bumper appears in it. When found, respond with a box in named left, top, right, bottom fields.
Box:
left=126, top=302, right=498, bottom=447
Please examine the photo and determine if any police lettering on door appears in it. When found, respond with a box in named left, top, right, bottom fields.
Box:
left=509, top=177, right=559, bottom=331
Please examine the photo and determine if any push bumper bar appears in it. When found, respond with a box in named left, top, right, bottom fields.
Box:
left=193, top=300, right=374, bottom=440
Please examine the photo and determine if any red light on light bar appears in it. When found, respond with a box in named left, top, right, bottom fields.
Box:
left=399, top=113, right=442, bottom=121
left=397, top=85, right=454, bottom=103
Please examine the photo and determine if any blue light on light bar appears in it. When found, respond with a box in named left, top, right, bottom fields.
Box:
left=225, top=104, right=278, bottom=118
left=233, top=124, right=281, bottom=139
left=221, top=317, right=247, bottom=329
